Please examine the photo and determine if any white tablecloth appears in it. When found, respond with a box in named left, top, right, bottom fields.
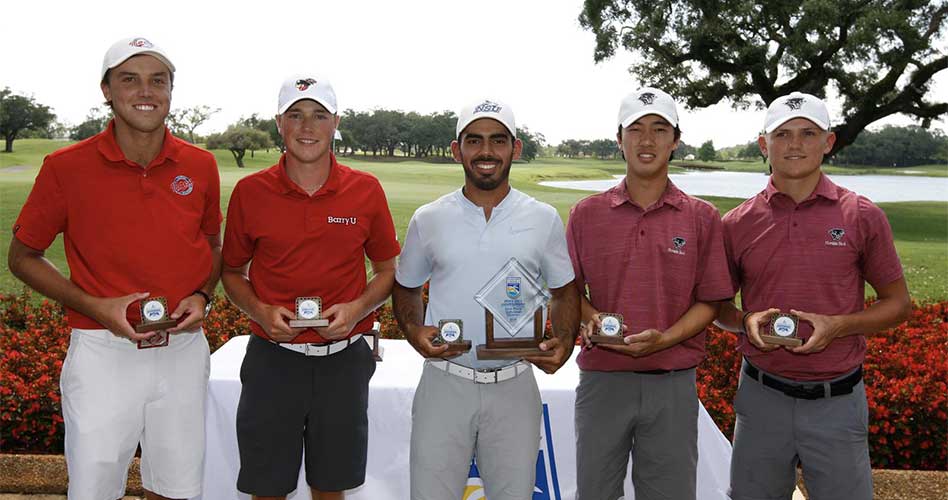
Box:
left=198, top=335, right=733, bottom=500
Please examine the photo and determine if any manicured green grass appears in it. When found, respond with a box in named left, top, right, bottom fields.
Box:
left=2, top=139, right=946, bottom=300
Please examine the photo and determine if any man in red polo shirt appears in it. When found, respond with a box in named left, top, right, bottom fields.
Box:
left=8, top=37, right=222, bottom=500
left=565, top=87, right=734, bottom=500
left=221, top=75, right=400, bottom=499
left=717, top=92, right=911, bottom=500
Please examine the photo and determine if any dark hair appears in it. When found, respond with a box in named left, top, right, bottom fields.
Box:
left=616, top=124, right=682, bottom=161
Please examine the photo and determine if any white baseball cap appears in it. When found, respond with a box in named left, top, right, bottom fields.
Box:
left=618, top=87, right=679, bottom=128
left=456, top=99, right=516, bottom=138
left=277, top=75, right=337, bottom=115
left=764, top=92, right=830, bottom=133
left=101, top=37, right=175, bottom=82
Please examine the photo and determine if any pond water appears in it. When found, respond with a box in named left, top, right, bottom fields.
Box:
left=538, top=171, right=948, bottom=203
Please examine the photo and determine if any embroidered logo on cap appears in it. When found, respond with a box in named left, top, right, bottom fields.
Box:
left=473, top=101, right=502, bottom=114
left=638, top=92, right=656, bottom=105
left=129, top=38, right=153, bottom=48
left=171, top=175, right=193, bottom=196
left=296, top=78, right=317, bottom=91
left=784, top=97, right=805, bottom=110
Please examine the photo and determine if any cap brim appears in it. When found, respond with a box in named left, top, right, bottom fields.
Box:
left=108, top=51, right=175, bottom=75
left=620, top=110, right=678, bottom=129
left=456, top=116, right=515, bottom=139
left=278, top=97, right=337, bottom=115
left=764, top=114, right=829, bottom=133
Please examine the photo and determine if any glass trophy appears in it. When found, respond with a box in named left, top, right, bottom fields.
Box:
left=474, top=258, right=555, bottom=359
left=589, top=312, right=625, bottom=344
left=761, top=312, right=803, bottom=347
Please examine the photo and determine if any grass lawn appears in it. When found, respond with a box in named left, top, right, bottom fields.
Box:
left=2, top=139, right=946, bottom=300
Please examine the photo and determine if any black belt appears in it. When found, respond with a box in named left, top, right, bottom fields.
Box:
left=743, top=362, right=862, bottom=400
left=633, top=364, right=697, bottom=375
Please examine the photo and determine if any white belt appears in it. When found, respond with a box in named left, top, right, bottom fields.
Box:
left=428, top=359, right=531, bottom=384
left=276, top=334, right=363, bottom=356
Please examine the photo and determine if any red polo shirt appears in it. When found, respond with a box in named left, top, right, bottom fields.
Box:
left=222, top=154, right=400, bottom=343
left=13, top=120, right=222, bottom=328
left=723, top=173, right=903, bottom=380
left=566, top=180, right=734, bottom=372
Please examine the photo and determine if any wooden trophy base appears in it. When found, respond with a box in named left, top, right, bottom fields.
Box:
left=761, top=334, right=803, bottom=347
left=135, top=319, right=178, bottom=333
left=476, top=344, right=556, bottom=359
left=589, top=334, right=626, bottom=345
left=429, top=340, right=472, bottom=357
left=364, top=322, right=384, bottom=361
left=289, top=319, right=330, bottom=328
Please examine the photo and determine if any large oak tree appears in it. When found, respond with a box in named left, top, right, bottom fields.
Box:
left=580, top=0, right=947, bottom=155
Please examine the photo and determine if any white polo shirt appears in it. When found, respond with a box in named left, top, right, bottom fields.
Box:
left=396, top=187, right=574, bottom=370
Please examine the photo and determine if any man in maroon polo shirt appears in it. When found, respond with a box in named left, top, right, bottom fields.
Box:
left=565, top=87, right=734, bottom=500
left=221, top=75, right=400, bottom=499
left=717, top=92, right=911, bottom=500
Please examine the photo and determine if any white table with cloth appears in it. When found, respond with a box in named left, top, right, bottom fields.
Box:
left=198, top=335, right=733, bottom=500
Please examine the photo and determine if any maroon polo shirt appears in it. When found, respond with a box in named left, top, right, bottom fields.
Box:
left=723, top=173, right=903, bottom=380
left=567, top=180, right=734, bottom=372
left=222, top=154, right=401, bottom=343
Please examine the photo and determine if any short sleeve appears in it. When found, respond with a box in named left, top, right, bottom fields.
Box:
left=540, top=208, right=575, bottom=290
left=858, top=199, right=903, bottom=288
left=694, top=205, right=736, bottom=302
left=565, top=204, right=586, bottom=291
left=721, top=211, right=743, bottom=295
left=364, top=181, right=401, bottom=262
left=201, top=157, right=223, bottom=235
left=221, top=182, right=254, bottom=268
left=394, top=212, right=431, bottom=288
left=13, top=159, right=67, bottom=251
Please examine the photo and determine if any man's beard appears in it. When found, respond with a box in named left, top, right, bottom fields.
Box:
left=462, top=152, right=512, bottom=191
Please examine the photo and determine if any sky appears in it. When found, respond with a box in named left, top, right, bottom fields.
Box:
left=2, top=0, right=945, bottom=149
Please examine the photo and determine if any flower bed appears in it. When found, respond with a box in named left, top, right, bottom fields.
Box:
left=1, top=292, right=945, bottom=470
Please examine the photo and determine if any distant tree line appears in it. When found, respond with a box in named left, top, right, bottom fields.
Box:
left=204, top=109, right=545, bottom=167
left=833, top=126, right=947, bottom=167
left=552, top=138, right=699, bottom=160
left=2, top=86, right=944, bottom=169
left=722, top=126, right=948, bottom=167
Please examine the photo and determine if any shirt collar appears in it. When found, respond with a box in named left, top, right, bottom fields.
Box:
left=763, top=172, right=839, bottom=204
left=454, top=186, right=522, bottom=213
left=608, top=178, right=686, bottom=211
left=96, top=119, right=181, bottom=168
left=274, top=153, right=342, bottom=197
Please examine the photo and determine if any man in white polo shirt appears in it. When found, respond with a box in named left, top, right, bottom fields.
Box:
left=392, top=99, right=580, bottom=500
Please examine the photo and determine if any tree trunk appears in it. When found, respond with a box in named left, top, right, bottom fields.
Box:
left=232, top=149, right=245, bottom=168
left=4, top=137, right=13, bottom=153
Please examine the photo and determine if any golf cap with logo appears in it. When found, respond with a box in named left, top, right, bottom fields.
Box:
left=278, top=76, right=337, bottom=115
left=456, top=99, right=516, bottom=138
left=101, top=37, right=175, bottom=82
left=618, top=87, right=679, bottom=128
left=764, top=92, right=830, bottom=133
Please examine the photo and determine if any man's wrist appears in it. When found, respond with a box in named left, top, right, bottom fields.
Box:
left=191, top=290, right=212, bottom=317
left=191, top=289, right=211, bottom=305
left=740, top=310, right=753, bottom=333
